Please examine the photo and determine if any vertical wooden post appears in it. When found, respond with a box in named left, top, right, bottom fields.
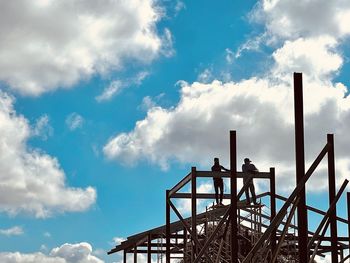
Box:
left=328, top=134, right=338, bottom=263
left=147, top=234, right=152, bottom=263
left=134, top=245, right=137, bottom=263
left=270, top=167, right=276, bottom=254
left=191, top=167, right=197, bottom=261
left=230, top=130, right=238, bottom=262
left=166, top=190, right=170, bottom=263
left=124, top=250, right=127, bottom=263
left=294, top=72, right=308, bottom=262
left=183, top=228, right=187, bottom=262
left=347, top=192, right=350, bottom=260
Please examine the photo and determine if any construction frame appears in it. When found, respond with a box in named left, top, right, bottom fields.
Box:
left=108, top=73, right=350, bottom=263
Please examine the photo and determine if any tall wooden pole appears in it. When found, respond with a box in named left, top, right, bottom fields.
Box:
left=230, top=130, right=238, bottom=262
left=327, top=134, right=338, bottom=263
left=293, top=72, right=308, bottom=262
left=166, top=190, right=170, bottom=263
left=191, top=167, right=197, bottom=261
left=270, top=167, right=276, bottom=254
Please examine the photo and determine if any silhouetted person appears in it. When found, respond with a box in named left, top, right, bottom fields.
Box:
left=242, top=158, right=258, bottom=205
left=211, top=157, right=229, bottom=206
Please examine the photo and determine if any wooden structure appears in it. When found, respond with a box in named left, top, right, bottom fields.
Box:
left=108, top=73, right=350, bottom=262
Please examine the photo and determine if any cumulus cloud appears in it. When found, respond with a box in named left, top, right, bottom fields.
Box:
left=104, top=55, right=350, bottom=193
left=65, top=113, right=84, bottom=131
left=0, top=92, right=96, bottom=217
left=0, top=0, right=166, bottom=96
left=258, top=0, right=350, bottom=39
left=0, top=226, right=24, bottom=236
left=0, top=242, right=103, bottom=263
left=103, top=0, right=350, bottom=193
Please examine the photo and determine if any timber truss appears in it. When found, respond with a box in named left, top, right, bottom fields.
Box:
left=108, top=73, right=350, bottom=262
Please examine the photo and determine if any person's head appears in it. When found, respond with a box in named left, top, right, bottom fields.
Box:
left=244, top=158, right=251, bottom=164
left=214, top=157, right=219, bottom=164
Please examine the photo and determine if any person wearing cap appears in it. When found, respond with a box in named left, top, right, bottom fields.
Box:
left=211, top=157, right=230, bottom=206
left=242, top=158, right=259, bottom=205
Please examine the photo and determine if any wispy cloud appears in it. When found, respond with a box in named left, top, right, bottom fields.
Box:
left=96, top=71, right=150, bottom=102
left=95, top=81, right=123, bottom=102
left=32, top=114, right=53, bottom=140
left=0, top=226, right=24, bottom=236
left=65, top=113, right=84, bottom=131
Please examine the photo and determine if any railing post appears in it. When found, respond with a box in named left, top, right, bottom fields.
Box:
left=230, top=130, right=238, bottom=262
left=347, top=192, right=350, bottom=260
left=166, top=190, right=170, bottom=263
left=147, top=233, right=152, bottom=263
left=134, top=245, right=137, bottom=263
left=328, top=134, right=338, bottom=263
left=270, top=167, right=276, bottom=254
left=191, top=167, right=197, bottom=261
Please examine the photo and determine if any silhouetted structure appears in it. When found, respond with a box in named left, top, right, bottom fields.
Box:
left=212, top=157, right=229, bottom=205
left=242, top=158, right=258, bottom=205
left=108, top=73, right=350, bottom=263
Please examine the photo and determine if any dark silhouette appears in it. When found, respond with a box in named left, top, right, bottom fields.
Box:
left=211, top=157, right=229, bottom=206
left=242, top=158, right=258, bottom=205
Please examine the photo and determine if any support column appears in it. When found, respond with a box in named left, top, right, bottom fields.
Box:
left=191, top=167, right=197, bottom=261
left=166, top=190, right=170, bottom=263
left=270, top=167, right=276, bottom=254
left=293, top=72, right=308, bottom=262
left=147, top=234, right=152, bottom=263
left=134, top=245, right=137, bottom=263
left=347, top=193, right=350, bottom=260
left=124, top=250, right=127, bottom=263
left=230, top=130, right=238, bottom=262
left=328, top=134, right=338, bottom=263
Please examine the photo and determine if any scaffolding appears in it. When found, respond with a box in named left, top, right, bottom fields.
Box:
left=108, top=73, right=350, bottom=262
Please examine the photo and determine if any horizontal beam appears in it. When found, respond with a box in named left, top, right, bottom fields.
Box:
left=129, top=250, right=184, bottom=254
left=197, top=171, right=271, bottom=179
left=274, top=193, right=348, bottom=224
left=169, top=172, right=192, bottom=196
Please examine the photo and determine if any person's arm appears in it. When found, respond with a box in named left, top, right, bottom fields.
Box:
left=220, top=165, right=230, bottom=172
left=250, top=164, right=259, bottom=173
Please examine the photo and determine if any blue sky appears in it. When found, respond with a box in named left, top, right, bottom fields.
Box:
left=0, top=1, right=350, bottom=262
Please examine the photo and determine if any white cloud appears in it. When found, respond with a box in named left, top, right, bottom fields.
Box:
left=65, top=113, right=84, bottom=131
left=0, top=226, right=24, bottom=236
left=32, top=114, right=53, bottom=140
left=254, top=0, right=350, bottom=40
left=112, top=237, right=126, bottom=246
left=0, top=92, right=96, bottom=217
left=95, top=81, right=123, bottom=102
left=103, top=70, right=350, bottom=193
left=96, top=71, right=150, bottom=102
left=0, top=242, right=104, bottom=263
left=103, top=0, right=350, bottom=196
left=44, top=232, right=51, bottom=238
left=139, top=93, right=165, bottom=111
left=197, top=68, right=214, bottom=83
left=0, top=0, right=167, bottom=96
left=175, top=1, right=186, bottom=15
left=272, top=36, right=342, bottom=80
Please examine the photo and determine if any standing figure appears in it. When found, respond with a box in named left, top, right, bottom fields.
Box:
left=242, top=158, right=259, bottom=205
left=211, top=157, right=230, bottom=206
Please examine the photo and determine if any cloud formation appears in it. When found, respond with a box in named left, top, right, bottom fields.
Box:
left=0, top=226, right=24, bottom=237
left=0, top=242, right=103, bottom=263
left=104, top=0, right=350, bottom=192
left=32, top=114, right=53, bottom=140
left=65, top=113, right=84, bottom=131
left=0, top=92, right=96, bottom=217
left=0, top=0, right=165, bottom=96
